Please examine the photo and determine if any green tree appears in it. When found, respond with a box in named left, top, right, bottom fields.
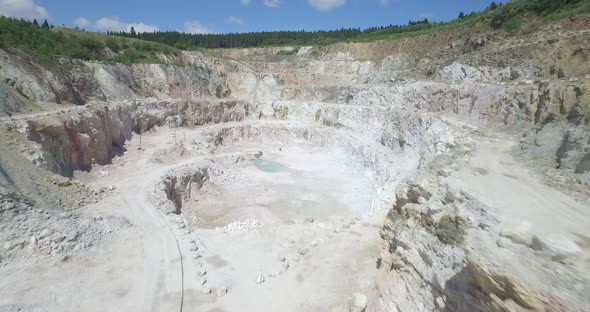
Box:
left=32, top=19, right=39, bottom=27
left=130, top=26, right=136, bottom=36
left=458, top=11, right=465, bottom=19
left=41, top=19, right=49, bottom=29
left=489, top=1, right=498, bottom=10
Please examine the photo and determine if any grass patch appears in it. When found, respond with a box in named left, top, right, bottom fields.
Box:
left=503, top=19, right=523, bottom=30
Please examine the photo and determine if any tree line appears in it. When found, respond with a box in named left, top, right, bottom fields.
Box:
left=0, top=0, right=583, bottom=66
left=108, top=16, right=443, bottom=50
left=108, top=0, right=582, bottom=49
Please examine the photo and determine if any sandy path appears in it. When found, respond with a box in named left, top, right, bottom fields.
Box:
left=445, top=129, right=590, bottom=274
left=0, top=129, right=188, bottom=312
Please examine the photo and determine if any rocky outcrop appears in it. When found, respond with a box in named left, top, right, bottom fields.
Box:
left=152, top=164, right=210, bottom=214
left=0, top=82, right=30, bottom=116
left=372, top=175, right=586, bottom=311
left=18, top=104, right=135, bottom=176
left=0, top=47, right=229, bottom=111
left=11, top=97, right=252, bottom=177
left=519, top=81, right=590, bottom=179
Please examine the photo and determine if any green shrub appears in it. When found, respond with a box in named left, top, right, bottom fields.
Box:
left=503, top=19, right=523, bottom=30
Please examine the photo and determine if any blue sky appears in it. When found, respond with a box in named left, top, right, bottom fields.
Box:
left=1, top=0, right=507, bottom=34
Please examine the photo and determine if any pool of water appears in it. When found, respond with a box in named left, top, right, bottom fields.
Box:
left=253, top=159, right=287, bottom=172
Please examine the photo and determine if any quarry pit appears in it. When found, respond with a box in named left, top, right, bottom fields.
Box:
left=1, top=13, right=590, bottom=312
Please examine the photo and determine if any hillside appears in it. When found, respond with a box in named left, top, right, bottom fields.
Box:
left=0, top=16, right=180, bottom=67
left=109, top=0, right=590, bottom=49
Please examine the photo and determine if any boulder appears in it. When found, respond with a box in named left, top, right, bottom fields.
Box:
left=500, top=221, right=533, bottom=246
left=50, top=233, right=66, bottom=243
left=496, top=237, right=512, bottom=248
left=39, top=228, right=52, bottom=239
left=3, top=240, right=23, bottom=250
left=437, top=168, right=452, bottom=177
left=350, top=293, right=367, bottom=312
left=531, top=234, right=582, bottom=262
left=217, top=287, right=228, bottom=297
left=297, top=247, right=310, bottom=256
left=256, top=273, right=265, bottom=284
left=29, top=236, right=38, bottom=248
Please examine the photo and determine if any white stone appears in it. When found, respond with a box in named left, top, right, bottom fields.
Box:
left=39, top=228, right=52, bottom=239
left=50, top=233, right=66, bottom=243
left=350, top=293, right=367, bottom=312
left=256, top=273, right=265, bottom=284
left=217, top=287, right=228, bottom=297
left=500, top=221, right=533, bottom=245
left=29, top=236, right=38, bottom=248
left=3, top=241, right=15, bottom=250
left=298, top=247, right=309, bottom=255
left=435, top=297, right=446, bottom=309
left=280, top=262, right=290, bottom=273
left=496, top=237, right=512, bottom=248
left=201, top=288, right=211, bottom=294
left=532, top=234, right=582, bottom=262
left=437, top=168, right=452, bottom=177
left=277, top=254, right=286, bottom=262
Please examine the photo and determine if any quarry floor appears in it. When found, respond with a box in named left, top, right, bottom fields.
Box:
left=1, top=120, right=589, bottom=312
left=0, top=125, right=398, bottom=312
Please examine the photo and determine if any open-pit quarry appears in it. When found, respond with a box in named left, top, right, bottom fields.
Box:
left=1, top=16, right=590, bottom=312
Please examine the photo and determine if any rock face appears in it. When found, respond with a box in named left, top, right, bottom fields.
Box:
left=154, top=165, right=210, bottom=214
left=12, top=98, right=251, bottom=176
left=372, top=176, right=583, bottom=312
left=20, top=104, right=135, bottom=176
left=0, top=47, right=228, bottom=107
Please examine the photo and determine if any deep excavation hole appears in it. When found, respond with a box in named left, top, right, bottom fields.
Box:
left=152, top=124, right=411, bottom=228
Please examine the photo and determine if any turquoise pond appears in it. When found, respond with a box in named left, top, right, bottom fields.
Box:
left=253, top=159, right=287, bottom=172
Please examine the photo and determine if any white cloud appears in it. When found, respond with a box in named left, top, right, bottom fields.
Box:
left=379, top=0, right=390, bottom=6
left=264, top=0, right=280, bottom=8
left=73, top=17, right=89, bottom=28
left=0, top=0, right=48, bottom=20
left=226, top=16, right=244, bottom=25
left=184, top=20, right=215, bottom=34
left=240, top=0, right=251, bottom=5
left=308, top=0, right=346, bottom=11
left=94, top=17, right=159, bottom=33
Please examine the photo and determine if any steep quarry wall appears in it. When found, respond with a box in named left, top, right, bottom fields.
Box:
left=12, top=98, right=252, bottom=176
left=0, top=47, right=230, bottom=110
